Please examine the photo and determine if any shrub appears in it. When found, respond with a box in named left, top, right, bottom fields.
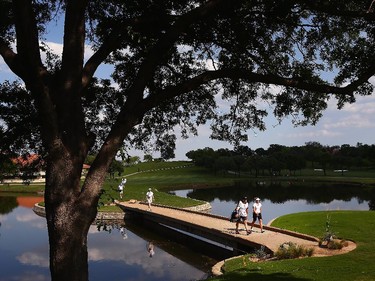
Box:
left=327, top=240, right=343, bottom=249
left=275, top=242, right=314, bottom=260
left=327, top=239, right=348, bottom=250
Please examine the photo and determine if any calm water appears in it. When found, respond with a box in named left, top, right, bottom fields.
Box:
left=171, top=181, right=373, bottom=224
left=1, top=182, right=373, bottom=280
left=0, top=196, right=212, bottom=281
left=176, top=190, right=370, bottom=224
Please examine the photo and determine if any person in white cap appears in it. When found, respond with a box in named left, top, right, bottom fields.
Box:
left=250, top=197, right=264, bottom=233
left=146, top=188, right=154, bottom=211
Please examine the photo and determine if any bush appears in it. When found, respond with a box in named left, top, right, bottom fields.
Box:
left=275, top=242, right=314, bottom=260
left=327, top=240, right=343, bottom=250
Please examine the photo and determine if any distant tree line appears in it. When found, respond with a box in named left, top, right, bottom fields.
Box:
left=0, top=153, right=143, bottom=182
left=186, top=142, right=375, bottom=176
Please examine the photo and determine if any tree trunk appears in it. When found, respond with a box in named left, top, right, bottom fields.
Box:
left=45, top=152, right=99, bottom=281
left=47, top=205, right=94, bottom=281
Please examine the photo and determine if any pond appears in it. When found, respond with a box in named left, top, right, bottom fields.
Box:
left=170, top=181, right=375, bottom=224
left=0, top=196, right=213, bottom=281
left=1, top=181, right=374, bottom=280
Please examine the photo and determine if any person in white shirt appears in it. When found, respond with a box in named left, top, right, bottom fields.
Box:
left=146, top=188, right=154, bottom=211
left=118, top=178, right=126, bottom=199
left=250, top=197, right=264, bottom=233
left=235, top=196, right=251, bottom=235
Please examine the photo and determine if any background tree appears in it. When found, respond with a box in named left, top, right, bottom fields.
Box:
left=186, top=147, right=217, bottom=168
left=232, top=154, right=246, bottom=177
left=304, top=141, right=324, bottom=169
left=126, top=155, right=141, bottom=166
left=0, top=1, right=374, bottom=280
left=214, top=156, right=235, bottom=175
left=143, top=154, right=153, bottom=162
left=107, top=159, right=124, bottom=179
left=0, top=151, right=17, bottom=181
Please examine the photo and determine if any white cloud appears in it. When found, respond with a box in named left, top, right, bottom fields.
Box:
left=16, top=212, right=47, bottom=229
left=282, top=129, right=342, bottom=140
left=42, top=41, right=95, bottom=63
left=323, top=114, right=375, bottom=129
left=0, top=41, right=96, bottom=81
left=44, top=41, right=63, bottom=58
left=17, top=252, right=49, bottom=267
left=341, top=100, right=375, bottom=114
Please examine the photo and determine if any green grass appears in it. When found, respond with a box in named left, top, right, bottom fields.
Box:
left=2, top=161, right=375, bottom=210
left=102, top=180, right=205, bottom=208
left=0, top=184, right=44, bottom=193
left=0, top=162, right=229, bottom=209
left=208, top=211, right=375, bottom=281
left=100, top=162, right=239, bottom=208
left=123, top=162, right=237, bottom=188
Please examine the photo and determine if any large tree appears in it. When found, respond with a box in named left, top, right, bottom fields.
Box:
left=0, top=0, right=374, bottom=280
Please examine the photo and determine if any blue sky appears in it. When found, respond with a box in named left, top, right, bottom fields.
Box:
left=1, top=35, right=374, bottom=160
left=172, top=86, right=375, bottom=159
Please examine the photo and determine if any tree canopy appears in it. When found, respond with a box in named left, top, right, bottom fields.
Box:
left=0, top=1, right=374, bottom=280
left=1, top=0, right=374, bottom=156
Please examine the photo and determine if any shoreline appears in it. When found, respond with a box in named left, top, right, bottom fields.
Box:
left=32, top=200, right=212, bottom=220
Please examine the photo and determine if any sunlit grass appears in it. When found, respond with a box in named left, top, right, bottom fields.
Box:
left=209, top=211, right=375, bottom=281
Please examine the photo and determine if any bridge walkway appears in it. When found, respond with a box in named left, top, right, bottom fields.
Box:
left=115, top=200, right=324, bottom=255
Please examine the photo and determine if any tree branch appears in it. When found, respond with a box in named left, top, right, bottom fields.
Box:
left=143, top=67, right=375, bottom=111
left=94, top=0, right=239, bottom=153
left=61, top=0, right=88, bottom=90
left=301, top=0, right=375, bottom=21
left=11, top=0, right=44, bottom=83
left=81, top=32, right=120, bottom=89
left=81, top=13, right=179, bottom=90
left=0, top=40, right=22, bottom=77
left=125, top=0, right=236, bottom=107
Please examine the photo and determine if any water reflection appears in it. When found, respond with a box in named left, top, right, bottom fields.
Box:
left=0, top=199, right=50, bottom=281
left=0, top=195, right=18, bottom=214
left=187, top=181, right=375, bottom=206
left=171, top=182, right=374, bottom=224
left=120, top=226, right=128, bottom=239
left=147, top=241, right=155, bottom=257
left=0, top=197, right=211, bottom=281
left=88, top=221, right=212, bottom=281
left=1, top=182, right=374, bottom=280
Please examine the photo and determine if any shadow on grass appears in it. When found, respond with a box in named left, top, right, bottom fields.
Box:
left=210, top=269, right=313, bottom=281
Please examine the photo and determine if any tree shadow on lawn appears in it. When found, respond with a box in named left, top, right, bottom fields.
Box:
left=216, top=269, right=313, bottom=281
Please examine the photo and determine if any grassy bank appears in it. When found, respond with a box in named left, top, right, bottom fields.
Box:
left=1, top=161, right=374, bottom=210
left=100, top=161, right=237, bottom=209
left=208, top=211, right=375, bottom=281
